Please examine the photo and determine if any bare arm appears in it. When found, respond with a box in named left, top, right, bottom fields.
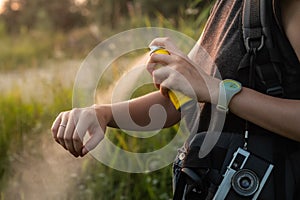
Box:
left=228, top=0, right=300, bottom=141
left=230, top=87, right=300, bottom=141
left=51, top=91, right=181, bottom=157
left=97, top=91, right=181, bottom=130
left=148, top=34, right=300, bottom=142
left=51, top=0, right=300, bottom=158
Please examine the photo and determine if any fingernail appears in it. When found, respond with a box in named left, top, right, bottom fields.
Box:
left=81, top=147, right=88, bottom=156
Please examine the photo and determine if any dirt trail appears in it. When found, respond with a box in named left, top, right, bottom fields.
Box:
left=5, top=133, right=86, bottom=200
left=1, top=60, right=90, bottom=200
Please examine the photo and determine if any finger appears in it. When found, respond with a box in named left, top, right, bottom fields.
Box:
left=56, top=112, right=69, bottom=150
left=150, top=53, right=172, bottom=65
left=148, top=37, right=178, bottom=52
left=146, top=61, right=157, bottom=75
left=147, top=54, right=172, bottom=74
left=157, top=67, right=184, bottom=98
left=74, top=109, right=100, bottom=153
left=73, top=130, right=83, bottom=157
left=146, top=48, right=172, bottom=76
left=149, top=37, right=182, bottom=55
left=160, top=73, right=177, bottom=98
left=160, top=85, right=170, bottom=98
left=152, top=66, right=170, bottom=86
left=69, top=110, right=84, bottom=156
left=82, top=127, right=104, bottom=156
left=51, top=112, right=63, bottom=142
left=64, top=117, right=79, bottom=157
left=74, top=112, right=92, bottom=142
left=149, top=37, right=170, bottom=48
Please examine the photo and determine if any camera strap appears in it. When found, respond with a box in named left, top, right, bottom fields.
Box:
left=242, top=0, right=286, bottom=199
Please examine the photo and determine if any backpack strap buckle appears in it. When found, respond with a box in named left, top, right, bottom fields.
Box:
left=245, top=35, right=265, bottom=52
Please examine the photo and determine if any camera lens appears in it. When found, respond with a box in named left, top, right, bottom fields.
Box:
left=240, top=177, right=251, bottom=188
left=231, top=169, right=259, bottom=197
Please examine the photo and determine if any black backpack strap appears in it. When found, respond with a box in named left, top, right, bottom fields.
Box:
left=173, top=171, right=187, bottom=200
left=242, top=1, right=286, bottom=199
left=242, top=0, right=284, bottom=97
left=243, top=0, right=264, bottom=52
left=173, top=167, right=210, bottom=200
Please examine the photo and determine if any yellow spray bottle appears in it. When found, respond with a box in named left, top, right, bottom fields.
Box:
left=149, top=46, right=196, bottom=111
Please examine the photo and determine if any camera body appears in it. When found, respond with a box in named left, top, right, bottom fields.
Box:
left=213, top=148, right=273, bottom=200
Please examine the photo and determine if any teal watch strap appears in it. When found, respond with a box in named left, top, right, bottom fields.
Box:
left=216, top=79, right=242, bottom=112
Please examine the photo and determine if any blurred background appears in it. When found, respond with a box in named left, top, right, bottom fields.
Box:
left=0, top=0, right=213, bottom=199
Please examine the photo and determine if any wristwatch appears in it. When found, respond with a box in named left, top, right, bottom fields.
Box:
left=216, top=79, right=242, bottom=113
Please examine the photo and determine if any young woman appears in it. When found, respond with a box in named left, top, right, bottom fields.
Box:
left=52, top=0, right=300, bottom=198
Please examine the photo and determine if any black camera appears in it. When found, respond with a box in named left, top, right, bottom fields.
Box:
left=213, top=148, right=273, bottom=200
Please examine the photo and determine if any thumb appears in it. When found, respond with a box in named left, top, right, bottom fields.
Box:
left=81, top=127, right=104, bottom=156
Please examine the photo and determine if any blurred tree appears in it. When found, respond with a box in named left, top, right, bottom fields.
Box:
left=1, top=0, right=87, bottom=33
left=43, top=0, right=86, bottom=31
left=84, top=0, right=129, bottom=29
left=83, top=0, right=212, bottom=30
left=0, top=0, right=213, bottom=34
left=1, top=0, right=24, bottom=33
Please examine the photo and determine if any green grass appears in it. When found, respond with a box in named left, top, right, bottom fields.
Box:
left=0, top=83, right=73, bottom=191
left=72, top=159, right=174, bottom=200
left=0, top=2, right=212, bottom=197
left=70, top=126, right=180, bottom=200
left=0, top=29, right=98, bottom=72
left=0, top=80, right=182, bottom=199
left=0, top=32, right=52, bottom=71
left=0, top=89, right=43, bottom=189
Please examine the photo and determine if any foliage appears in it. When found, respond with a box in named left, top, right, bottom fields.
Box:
left=0, top=89, right=43, bottom=189
left=71, top=127, right=179, bottom=200
left=0, top=28, right=98, bottom=71
left=73, top=160, right=174, bottom=200
left=0, top=0, right=214, bottom=71
left=42, top=83, right=73, bottom=126
left=0, top=0, right=213, bottom=35
left=0, top=74, right=180, bottom=199
left=0, top=0, right=214, bottom=198
left=1, top=0, right=86, bottom=33
left=0, top=82, right=73, bottom=191
left=0, top=30, right=53, bottom=71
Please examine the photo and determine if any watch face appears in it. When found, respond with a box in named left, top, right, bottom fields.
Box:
left=223, top=79, right=241, bottom=91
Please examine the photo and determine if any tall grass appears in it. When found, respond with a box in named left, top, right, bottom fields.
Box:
left=0, top=1, right=212, bottom=198
left=0, top=89, right=43, bottom=189
left=0, top=73, right=181, bottom=199
left=0, top=31, right=52, bottom=71
left=70, top=127, right=179, bottom=200
left=0, top=28, right=98, bottom=72
left=73, top=159, right=174, bottom=200
left=0, top=83, right=73, bottom=192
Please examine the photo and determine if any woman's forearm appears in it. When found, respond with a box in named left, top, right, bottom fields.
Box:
left=96, top=91, right=181, bottom=131
left=230, top=87, right=300, bottom=141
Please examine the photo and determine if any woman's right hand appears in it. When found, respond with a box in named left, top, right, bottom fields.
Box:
left=147, top=37, right=220, bottom=104
left=51, top=105, right=109, bottom=157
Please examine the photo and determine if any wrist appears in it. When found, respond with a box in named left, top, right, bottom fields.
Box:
left=205, top=78, right=221, bottom=105
left=216, top=79, right=242, bottom=113
left=93, top=104, right=114, bottom=128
